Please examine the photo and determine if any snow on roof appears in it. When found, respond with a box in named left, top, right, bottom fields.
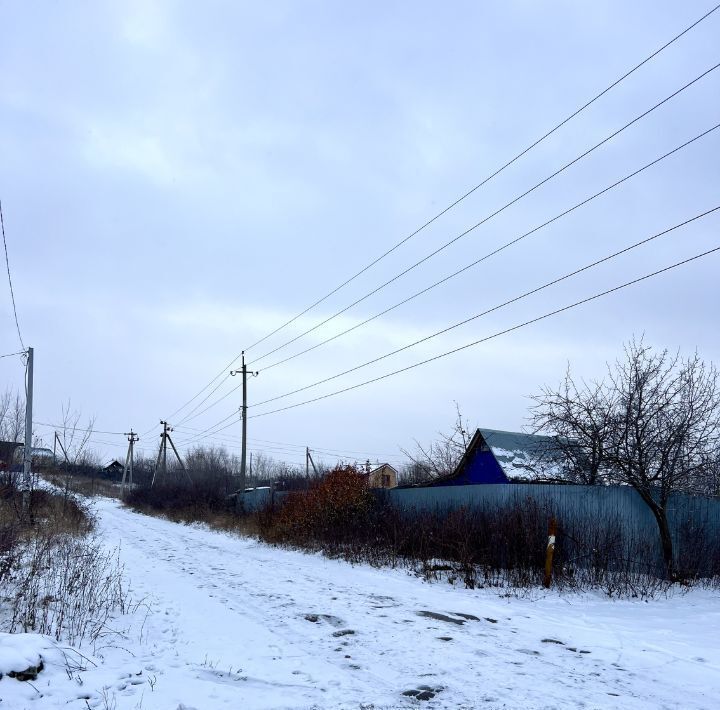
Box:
left=478, top=428, right=563, bottom=481
left=367, top=463, right=398, bottom=475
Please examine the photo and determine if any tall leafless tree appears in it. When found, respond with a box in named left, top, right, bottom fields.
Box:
left=531, top=368, right=617, bottom=485
left=534, top=339, right=720, bottom=580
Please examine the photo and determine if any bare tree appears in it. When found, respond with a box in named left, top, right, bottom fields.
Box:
left=608, top=341, right=720, bottom=578
left=534, top=339, right=720, bottom=580
left=401, top=403, right=473, bottom=482
left=0, top=388, right=25, bottom=443
left=531, top=368, right=617, bottom=485
left=57, top=400, right=95, bottom=465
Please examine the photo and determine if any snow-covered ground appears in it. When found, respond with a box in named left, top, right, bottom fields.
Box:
left=2, top=496, right=719, bottom=709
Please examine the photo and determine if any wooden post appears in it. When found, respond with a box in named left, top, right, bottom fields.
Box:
left=543, top=517, right=557, bottom=588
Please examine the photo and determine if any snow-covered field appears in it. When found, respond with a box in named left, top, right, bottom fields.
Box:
left=1, top=496, right=719, bottom=709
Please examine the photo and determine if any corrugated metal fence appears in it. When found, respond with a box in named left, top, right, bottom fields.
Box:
left=241, top=483, right=720, bottom=571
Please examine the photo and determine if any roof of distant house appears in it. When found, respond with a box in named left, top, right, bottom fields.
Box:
left=366, top=463, right=398, bottom=476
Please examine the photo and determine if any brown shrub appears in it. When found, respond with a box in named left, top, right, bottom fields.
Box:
left=261, top=466, right=373, bottom=544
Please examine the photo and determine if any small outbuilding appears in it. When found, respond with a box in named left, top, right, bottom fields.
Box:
left=0, top=441, right=23, bottom=470
left=364, top=463, right=398, bottom=489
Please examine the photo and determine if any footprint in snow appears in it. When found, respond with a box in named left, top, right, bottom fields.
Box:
left=417, top=611, right=475, bottom=625
left=303, top=613, right=344, bottom=627
left=402, top=684, right=445, bottom=701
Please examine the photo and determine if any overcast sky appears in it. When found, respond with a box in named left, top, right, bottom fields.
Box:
left=1, top=0, right=719, bottom=469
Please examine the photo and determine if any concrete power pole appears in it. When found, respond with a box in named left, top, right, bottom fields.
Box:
left=22, top=346, right=33, bottom=518
left=122, top=430, right=138, bottom=495
left=241, top=354, right=247, bottom=492
left=231, top=352, right=258, bottom=500
left=151, top=421, right=187, bottom=488
left=306, top=447, right=318, bottom=477
left=152, top=421, right=169, bottom=487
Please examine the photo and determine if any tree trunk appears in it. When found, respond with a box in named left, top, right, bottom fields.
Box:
left=648, top=503, right=676, bottom=581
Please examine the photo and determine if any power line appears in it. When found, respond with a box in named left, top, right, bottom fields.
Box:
left=0, top=201, right=25, bottom=351
left=241, top=4, right=720, bottom=357
left=258, top=123, right=720, bottom=374
left=247, top=62, right=720, bottom=367
left=247, top=246, right=720, bottom=420
left=159, top=5, right=719, bottom=426
left=173, top=121, right=720, bottom=421
left=250, top=207, right=720, bottom=409
left=0, top=350, right=26, bottom=359
left=172, top=425, right=405, bottom=460
left=174, top=374, right=231, bottom=427
left=32, top=421, right=126, bottom=436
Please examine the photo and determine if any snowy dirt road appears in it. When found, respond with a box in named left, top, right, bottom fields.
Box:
left=5, top=497, right=719, bottom=709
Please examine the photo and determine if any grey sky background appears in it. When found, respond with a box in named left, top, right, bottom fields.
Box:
left=1, top=1, right=719, bottom=468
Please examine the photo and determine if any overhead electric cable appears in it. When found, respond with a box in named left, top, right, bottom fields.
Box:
left=176, top=410, right=241, bottom=447
left=33, top=421, right=126, bottom=436
left=250, top=206, right=720, bottom=409
left=161, top=4, right=719, bottom=426
left=247, top=246, right=720, bottom=419
left=175, top=374, right=232, bottom=427
left=172, top=424, right=404, bottom=459
left=175, top=121, right=720, bottom=421
left=241, top=4, right=720, bottom=356
left=0, top=201, right=25, bottom=351
left=248, top=62, right=720, bottom=367
left=259, top=124, right=720, bottom=373
left=0, top=350, right=26, bottom=359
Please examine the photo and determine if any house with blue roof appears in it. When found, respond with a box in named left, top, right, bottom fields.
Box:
left=422, top=428, right=563, bottom=486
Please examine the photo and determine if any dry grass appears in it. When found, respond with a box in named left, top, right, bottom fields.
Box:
left=0, top=481, right=129, bottom=646
left=125, top=484, right=259, bottom=535
left=43, top=472, right=123, bottom=499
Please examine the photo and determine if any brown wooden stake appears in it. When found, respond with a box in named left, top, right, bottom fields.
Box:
left=543, top=516, right=558, bottom=588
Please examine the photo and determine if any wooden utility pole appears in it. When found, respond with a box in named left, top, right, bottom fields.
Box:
left=122, top=430, right=139, bottom=494
left=21, top=346, right=33, bottom=519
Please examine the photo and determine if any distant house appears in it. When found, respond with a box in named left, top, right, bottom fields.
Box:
left=364, top=463, right=398, bottom=489
left=422, top=428, right=562, bottom=486
left=0, top=441, right=23, bottom=471
left=10, top=445, right=54, bottom=464
left=104, top=460, right=124, bottom=475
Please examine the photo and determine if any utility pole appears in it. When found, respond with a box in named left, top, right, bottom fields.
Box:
left=152, top=421, right=188, bottom=488
left=240, top=354, right=247, bottom=491
left=22, top=346, right=33, bottom=519
left=54, top=431, right=69, bottom=464
left=231, top=352, right=258, bottom=499
left=152, top=421, right=169, bottom=487
left=122, top=430, right=139, bottom=494
left=306, top=447, right=318, bottom=477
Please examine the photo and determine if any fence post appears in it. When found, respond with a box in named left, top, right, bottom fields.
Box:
left=543, top=516, right=557, bottom=588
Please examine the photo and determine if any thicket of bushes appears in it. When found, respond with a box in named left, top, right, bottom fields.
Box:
left=125, top=481, right=236, bottom=527
left=256, top=467, right=720, bottom=597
